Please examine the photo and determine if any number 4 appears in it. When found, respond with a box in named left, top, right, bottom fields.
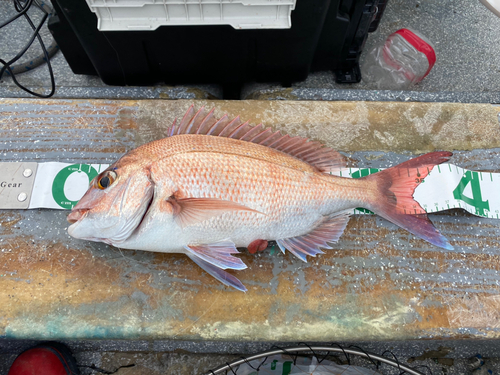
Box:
left=452, top=171, right=490, bottom=216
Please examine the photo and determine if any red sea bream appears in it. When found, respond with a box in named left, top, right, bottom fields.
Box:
left=67, top=106, right=453, bottom=291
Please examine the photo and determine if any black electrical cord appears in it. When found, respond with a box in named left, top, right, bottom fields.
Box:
left=0, top=0, right=32, bottom=28
left=6, top=39, right=58, bottom=75
left=0, top=6, right=47, bottom=77
left=6, top=0, right=59, bottom=76
left=0, top=0, right=56, bottom=97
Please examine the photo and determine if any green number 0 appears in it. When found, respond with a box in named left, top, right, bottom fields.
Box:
left=52, top=164, right=98, bottom=209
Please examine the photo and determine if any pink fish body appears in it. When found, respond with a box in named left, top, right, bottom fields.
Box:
left=68, top=106, right=453, bottom=291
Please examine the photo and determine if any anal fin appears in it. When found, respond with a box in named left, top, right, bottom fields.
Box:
left=277, top=210, right=351, bottom=262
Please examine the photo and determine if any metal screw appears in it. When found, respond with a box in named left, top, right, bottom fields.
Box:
left=23, top=169, right=33, bottom=178
left=17, top=192, right=27, bottom=202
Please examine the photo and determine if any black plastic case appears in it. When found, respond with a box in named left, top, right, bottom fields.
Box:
left=48, top=0, right=387, bottom=98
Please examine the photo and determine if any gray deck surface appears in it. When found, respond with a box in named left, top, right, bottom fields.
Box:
left=1, top=0, right=500, bottom=103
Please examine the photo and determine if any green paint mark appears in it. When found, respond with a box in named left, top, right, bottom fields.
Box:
left=448, top=164, right=451, bottom=172
left=282, top=361, right=293, bottom=375
left=452, top=170, right=490, bottom=217
left=491, top=173, right=493, bottom=182
left=351, top=168, right=381, bottom=214
left=438, top=165, right=441, bottom=173
left=269, top=245, right=277, bottom=256
left=355, top=209, right=375, bottom=215
left=271, top=360, right=278, bottom=370
left=52, top=164, right=98, bottom=209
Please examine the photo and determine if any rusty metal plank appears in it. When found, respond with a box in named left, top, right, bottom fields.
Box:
left=1, top=99, right=500, bottom=162
left=1, top=98, right=500, bottom=341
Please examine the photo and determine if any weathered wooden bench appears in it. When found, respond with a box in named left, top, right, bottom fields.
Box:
left=1, top=98, right=499, bottom=342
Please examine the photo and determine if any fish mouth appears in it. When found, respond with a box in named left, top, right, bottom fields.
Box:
left=67, top=209, right=89, bottom=224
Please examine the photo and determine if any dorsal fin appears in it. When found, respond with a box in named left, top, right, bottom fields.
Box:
left=167, top=105, right=346, bottom=173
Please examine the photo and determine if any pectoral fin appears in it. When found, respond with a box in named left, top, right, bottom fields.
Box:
left=185, top=239, right=247, bottom=292
left=169, top=197, right=264, bottom=228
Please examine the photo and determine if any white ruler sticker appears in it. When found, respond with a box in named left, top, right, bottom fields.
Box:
left=0, top=161, right=496, bottom=219
left=30, top=163, right=109, bottom=210
left=413, top=164, right=499, bottom=219
left=335, top=164, right=499, bottom=219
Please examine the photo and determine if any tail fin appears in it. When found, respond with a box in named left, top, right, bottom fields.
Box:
left=364, top=151, right=454, bottom=250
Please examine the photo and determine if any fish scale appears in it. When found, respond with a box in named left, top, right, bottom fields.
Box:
left=68, top=105, right=454, bottom=291
left=100, top=135, right=360, bottom=252
left=152, top=148, right=340, bottom=244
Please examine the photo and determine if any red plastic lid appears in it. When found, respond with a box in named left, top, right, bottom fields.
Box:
left=394, top=28, right=436, bottom=79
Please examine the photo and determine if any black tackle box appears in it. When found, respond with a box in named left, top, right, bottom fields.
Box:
left=48, top=0, right=388, bottom=98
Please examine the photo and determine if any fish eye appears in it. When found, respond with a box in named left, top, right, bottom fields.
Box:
left=96, top=170, right=117, bottom=190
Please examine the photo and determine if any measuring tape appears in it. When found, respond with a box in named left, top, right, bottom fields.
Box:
left=1, top=162, right=499, bottom=219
